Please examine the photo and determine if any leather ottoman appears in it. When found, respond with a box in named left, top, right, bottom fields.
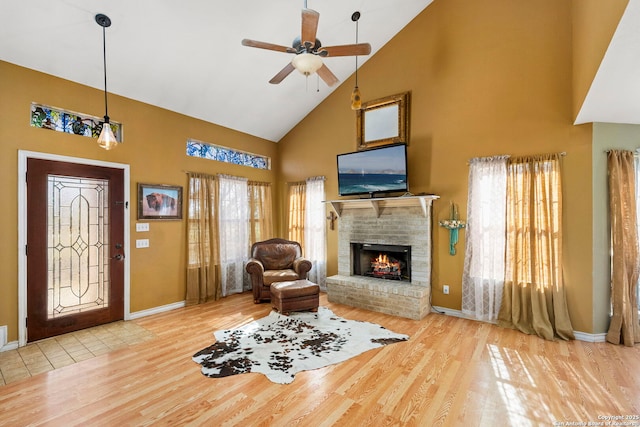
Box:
left=271, top=279, right=320, bottom=315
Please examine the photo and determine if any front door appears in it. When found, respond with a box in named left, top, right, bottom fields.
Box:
left=26, top=158, right=125, bottom=342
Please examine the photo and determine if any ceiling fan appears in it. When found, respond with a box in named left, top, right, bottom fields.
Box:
left=241, top=6, right=371, bottom=86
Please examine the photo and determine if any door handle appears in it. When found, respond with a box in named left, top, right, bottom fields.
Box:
left=113, top=254, right=125, bottom=261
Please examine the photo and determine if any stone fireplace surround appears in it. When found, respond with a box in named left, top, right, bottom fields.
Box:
left=325, top=195, right=438, bottom=320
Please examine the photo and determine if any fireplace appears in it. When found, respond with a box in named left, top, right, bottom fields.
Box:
left=351, top=243, right=411, bottom=282
left=325, top=195, right=438, bottom=320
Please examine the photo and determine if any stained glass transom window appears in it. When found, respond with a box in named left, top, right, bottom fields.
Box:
left=186, top=139, right=271, bottom=170
left=47, top=175, right=110, bottom=318
left=31, top=103, right=123, bottom=143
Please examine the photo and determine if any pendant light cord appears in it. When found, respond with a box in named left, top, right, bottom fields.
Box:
left=355, top=18, right=359, bottom=87
left=102, top=24, right=109, bottom=122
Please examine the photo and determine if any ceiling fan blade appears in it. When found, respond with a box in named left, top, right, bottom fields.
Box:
left=242, top=39, right=296, bottom=54
left=301, top=8, right=320, bottom=47
left=319, top=43, right=372, bottom=57
left=269, top=62, right=296, bottom=84
left=316, top=64, right=339, bottom=87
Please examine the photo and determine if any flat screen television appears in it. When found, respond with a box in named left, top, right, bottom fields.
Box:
left=337, top=143, right=408, bottom=197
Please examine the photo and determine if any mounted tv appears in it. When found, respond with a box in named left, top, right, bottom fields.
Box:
left=337, top=143, right=408, bottom=197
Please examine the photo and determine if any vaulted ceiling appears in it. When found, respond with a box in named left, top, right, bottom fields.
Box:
left=575, top=0, right=640, bottom=126
left=1, top=1, right=638, bottom=142
left=0, top=0, right=433, bottom=142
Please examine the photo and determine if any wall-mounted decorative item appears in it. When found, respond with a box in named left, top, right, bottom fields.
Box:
left=357, top=91, right=409, bottom=150
left=137, top=183, right=183, bottom=220
left=439, top=202, right=466, bottom=255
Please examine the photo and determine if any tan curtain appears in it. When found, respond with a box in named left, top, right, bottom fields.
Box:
left=606, top=150, right=640, bottom=346
left=248, top=181, right=273, bottom=246
left=288, top=181, right=306, bottom=247
left=498, top=154, right=574, bottom=340
left=185, top=172, right=221, bottom=305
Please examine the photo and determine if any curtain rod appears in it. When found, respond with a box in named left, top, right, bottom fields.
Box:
left=183, top=170, right=214, bottom=175
left=604, top=149, right=640, bottom=156
left=183, top=171, right=247, bottom=179
left=467, top=151, right=566, bottom=165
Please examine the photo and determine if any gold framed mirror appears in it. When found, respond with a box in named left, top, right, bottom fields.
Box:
left=356, top=92, right=409, bottom=150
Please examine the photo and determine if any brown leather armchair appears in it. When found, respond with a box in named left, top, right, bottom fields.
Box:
left=245, top=238, right=312, bottom=303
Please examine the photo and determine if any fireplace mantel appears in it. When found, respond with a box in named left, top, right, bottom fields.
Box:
left=324, top=194, right=439, bottom=218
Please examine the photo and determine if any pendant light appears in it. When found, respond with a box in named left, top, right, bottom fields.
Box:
left=95, top=13, right=118, bottom=150
left=350, top=11, right=362, bottom=110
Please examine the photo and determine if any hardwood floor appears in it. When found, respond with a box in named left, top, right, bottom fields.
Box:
left=0, top=292, right=638, bottom=426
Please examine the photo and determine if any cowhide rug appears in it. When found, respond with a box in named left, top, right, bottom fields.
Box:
left=193, top=306, right=409, bottom=384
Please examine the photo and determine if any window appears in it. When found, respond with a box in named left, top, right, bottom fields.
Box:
left=287, top=177, right=326, bottom=288
left=31, top=103, right=123, bottom=142
left=248, top=181, right=273, bottom=245
left=462, top=156, right=508, bottom=321
left=185, top=173, right=272, bottom=303
left=218, top=175, right=249, bottom=296
left=462, top=153, right=572, bottom=342
left=186, top=139, right=270, bottom=170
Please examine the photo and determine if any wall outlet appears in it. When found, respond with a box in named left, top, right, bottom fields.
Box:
left=443, top=284, right=450, bottom=295
left=136, top=239, right=150, bottom=248
left=136, top=223, right=149, bottom=232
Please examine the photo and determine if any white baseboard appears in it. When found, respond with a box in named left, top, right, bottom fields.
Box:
left=0, top=326, right=19, bottom=352
left=0, top=325, right=18, bottom=353
left=431, top=306, right=467, bottom=319
left=1, top=341, right=19, bottom=352
left=0, top=325, right=6, bottom=348
left=573, top=331, right=607, bottom=342
left=432, top=306, right=607, bottom=343
left=128, top=300, right=186, bottom=320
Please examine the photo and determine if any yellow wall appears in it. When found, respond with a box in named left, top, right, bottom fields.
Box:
left=279, top=0, right=619, bottom=334
left=0, top=0, right=631, bottom=342
left=0, top=61, right=278, bottom=342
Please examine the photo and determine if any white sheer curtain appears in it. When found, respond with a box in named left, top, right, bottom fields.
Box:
left=461, top=156, right=509, bottom=321
left=218, top=174, right=249, bottom=296
left=304, top=177, right=327, bottom=289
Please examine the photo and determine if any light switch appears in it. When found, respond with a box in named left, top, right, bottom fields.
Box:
left=136, top=239, right=149, bottom=248
left=136, top=223, right=149, bottom=232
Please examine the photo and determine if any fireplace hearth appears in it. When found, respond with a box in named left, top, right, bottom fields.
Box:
left=351, top=243, right=411, bottom=282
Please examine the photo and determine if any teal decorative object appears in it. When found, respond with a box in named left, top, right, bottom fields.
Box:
left=439, top=202, right=466, bottom=255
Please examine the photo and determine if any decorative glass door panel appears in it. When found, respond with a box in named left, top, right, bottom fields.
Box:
left=47, top=175, right=110, bottom=318
left=27, top=158, right=125, bottom=342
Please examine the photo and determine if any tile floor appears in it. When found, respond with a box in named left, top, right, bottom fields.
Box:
left=0, top=321, right=155, bottom=386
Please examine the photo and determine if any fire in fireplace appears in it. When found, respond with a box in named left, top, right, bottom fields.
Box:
left=351, top=243, right=411, bottom=281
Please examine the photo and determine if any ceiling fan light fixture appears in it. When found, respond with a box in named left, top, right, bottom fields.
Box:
left=292, top=53, right=323, bottom=76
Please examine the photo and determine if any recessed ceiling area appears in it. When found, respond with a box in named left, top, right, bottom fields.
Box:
left=0, top=0, right=434, bottom=142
